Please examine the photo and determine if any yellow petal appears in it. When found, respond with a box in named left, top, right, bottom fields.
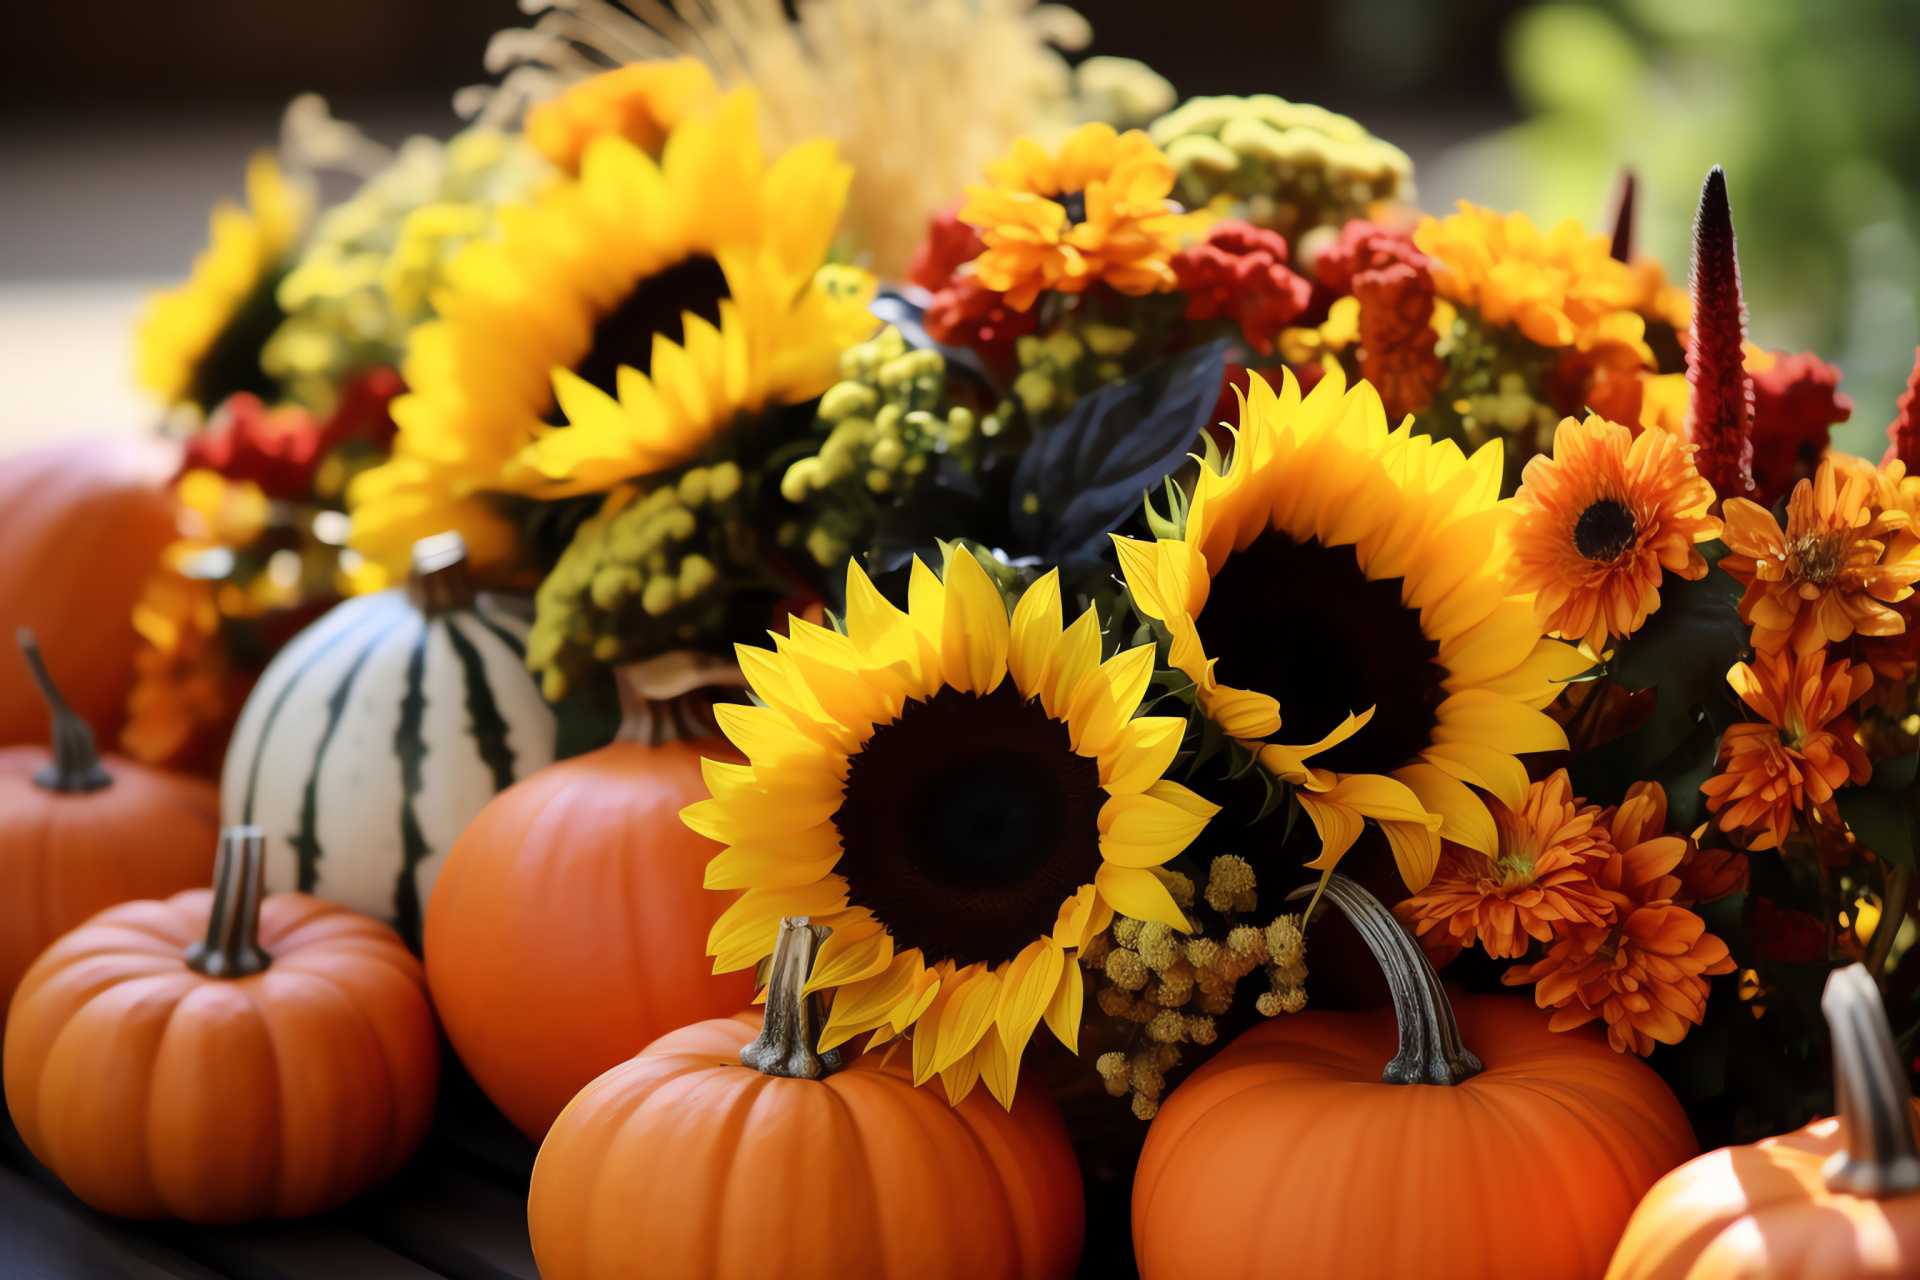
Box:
left=1095, top=863, right=1190, bottom=931
left=940, top=549, right=1010, bottom=695
left=1042, top=956, right=1087, bottom=1055
left=803, top=915, right=893, bottom=994
left=996, top=937, right=1065, bottom=1052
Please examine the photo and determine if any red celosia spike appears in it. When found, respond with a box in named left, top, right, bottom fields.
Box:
left=1686, top=166, right=1754, bottom=504
left=1884, top=346, right=1920, bottom=470
left=1608, top=170, right=1636, bottom=264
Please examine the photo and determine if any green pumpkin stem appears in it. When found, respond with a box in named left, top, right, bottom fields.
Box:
left=740, top=916, right=844, bottom=1080
left=16, top=627, right=111, bottom=794
left=1287, top=873, right=1483, bottom=1086
left=409, top=531, right=476, bottom=615
left=1821, top=963, right=1920, bottom=1196
left=185, top=825, right=273, bottom=979
left=613, top=653, right=750, bottom=746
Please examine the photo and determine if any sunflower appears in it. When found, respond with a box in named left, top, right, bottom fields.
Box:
left=958, top=122, right=1191, bottom=311
left=683, top=552, right=1217, bottom=1108
left=1113, top=366, right=1587, bottom=892
left=1505, top=415, right=1722, bottom=654
left=524, top=58, right=721, bottom=172
left=348, top=89, right=878, bottom=574
left=137, top=152, right=310, bottom=411
left=1394, top=769, right=1616, bottom=962
left=1719, top=457, right=1920, bottom=655
left=1701, top=648, right=1872, bottom=851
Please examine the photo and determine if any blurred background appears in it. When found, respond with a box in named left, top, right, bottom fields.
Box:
left=3, top=0, right=1916, bottom=456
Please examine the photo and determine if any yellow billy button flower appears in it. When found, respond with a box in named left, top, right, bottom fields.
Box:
left=682, top=552, right=1218, bottom=1108
left=1113, top=366, right=1587, bottom=893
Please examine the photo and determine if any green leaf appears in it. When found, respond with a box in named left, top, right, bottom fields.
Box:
left=1834, top=750, right=1919, bottom=868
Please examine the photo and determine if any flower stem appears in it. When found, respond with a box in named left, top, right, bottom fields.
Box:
left=1821, top=963, right=1920, bottom=1196
left=1287, top=873, right=1483, bottom=1086
left=739, top=916, right=845, bottom=1080
left=15, top=628, right=112, bottom=794
left=185, top=826, right=273, bottom=979
left=1865, top=862, right=1912, bottom=982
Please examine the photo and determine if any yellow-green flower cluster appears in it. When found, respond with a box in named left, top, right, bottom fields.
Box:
left=779, top=327, right=979, bottom=568
left=528, top=462, right=745, bottom=701
left=263, top=127, right=551, bottom=412
left=1085, top=856, right=1308, bottom=1119
left=1148, top=95, right=1414, bottom=242
left=1010, top=323, right=1136, bottom=423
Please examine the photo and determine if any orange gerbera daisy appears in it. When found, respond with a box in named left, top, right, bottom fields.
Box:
left=1505, top=784, right=1733, bottom=1055
left=1701, top=648, right=1872, bottom=851
left=958, top=122, right=1189, bottom=311
left=1506, top=415, right=1722, bottom=653
left=1719, top=458, right=1920, bottom=655
left=1395, top=768, right=1616, bottom=961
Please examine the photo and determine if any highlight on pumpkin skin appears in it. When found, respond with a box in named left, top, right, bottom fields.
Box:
left=1503, top=415, right=1721, bottom=656
left=682, top=549, right=1218, bottom=1108
left=347, top=89, right=878, bottom=576
left=1111, top=364, right=1586, bottom=894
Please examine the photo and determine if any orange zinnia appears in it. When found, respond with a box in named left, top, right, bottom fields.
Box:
left=1395, top=769, right=1615, bottom=961
left=1504, top=804, right=1734, bottom=1055
left=1719, top=458, right=1920, bottom=655
left=1701, top=648, right=1872, bottom=851
left=1505, top=415, right=1722, bottom=653
left=958, top=123, right=1189, bottom=311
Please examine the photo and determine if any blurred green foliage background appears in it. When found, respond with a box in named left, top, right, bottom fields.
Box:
left=1447, top=0, right=1920, bottom=455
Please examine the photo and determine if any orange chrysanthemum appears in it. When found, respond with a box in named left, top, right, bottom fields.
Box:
left=1505, top=781, right=1734, bottom=1056
left=958, top=123, right=1189, bottom=311
left=1701, top=648, right=1872, bottom=851
left=1719, top=458, right=1920, bottom=655
left=1506, top=415, right=1722, bottom=653
left=1395, top=769, right=1616, bottom=961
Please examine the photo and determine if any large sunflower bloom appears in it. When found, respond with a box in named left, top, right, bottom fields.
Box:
left=1701, top=648, right=1872, bottom=851
left=1505, top=415, right=1722, bottom=654
left=137, top=152, right=309, bottom=410
left=348, top=90, right=878, bottom=574
left=683, top=553, right=1217, bottom=1108
left=1719, top=458, right=1920, bottom=656
left=1395, top=769, right=1616, bottom=962
left=958, top=123, right=1189, bottom=311
left=1114, top=367, right=1587, bottom=892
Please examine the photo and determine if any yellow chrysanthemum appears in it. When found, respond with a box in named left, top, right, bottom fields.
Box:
left=347, top=89, right=878, bottom=574
left=1113, top=367, right=1588, bottom=892
left=1414, top=202, right=1653, bottom=367
left=137, top=152, right=310, bottom=410
left=524, top=58, right=722, bottom=172
left=959, top=122, right=1191, bottom=311
left=683, top=551, right=1218, bottom=1109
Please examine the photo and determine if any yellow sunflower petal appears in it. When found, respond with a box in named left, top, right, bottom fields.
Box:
left=1043, top=956, right=1087, bottom=1055
left=1095, top=864, right=1191, bottom=931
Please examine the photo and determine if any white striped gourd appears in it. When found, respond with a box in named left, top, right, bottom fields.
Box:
left=219, top=533, right=555, bottom=944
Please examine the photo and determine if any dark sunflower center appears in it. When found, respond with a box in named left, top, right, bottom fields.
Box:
left=834, top=680, right=1105, bottom=968
left=1195, top=531, right=1446, bottom=777
left=571, top=253, right=729, bottom=398
left=1058, top=190, right=1089, bottom=225
left=1572, top=498, right=1637, bottom=563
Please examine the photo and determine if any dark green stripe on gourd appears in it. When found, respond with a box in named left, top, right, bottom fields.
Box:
left=391, top=623, right=432, bottom=948
left=241, top=604, right=392, bottom=822
left=445, top=617, right=517, bottom=792
left=291, top=621, right=400, bottom=892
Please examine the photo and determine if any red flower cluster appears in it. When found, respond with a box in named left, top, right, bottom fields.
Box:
left=1313, top=220, right=1446, bottom=421
left=1169, top=219, right=1312, bottom=357
left=913, top=203, right=1035, bottom=365
left=182, top=368, right=402, bottom=500
left=1748, top=349, right=1853, bottom=508
left=1880, top=345, right=1920, bottom=470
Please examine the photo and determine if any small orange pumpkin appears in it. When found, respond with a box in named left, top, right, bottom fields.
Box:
left=3, top=826, right=438, bottom=1223
left=424, top=657, right=757, bottom=1138
left=1606, top=962, right=1920, bottom=1279
left=1133, top=874, right=1700, bottom=1280
left=0, top=630, right=219, bottom=1003
left=0, top=437, right=178, bottom=747
left=528, top=916, right=1086, bottom=1280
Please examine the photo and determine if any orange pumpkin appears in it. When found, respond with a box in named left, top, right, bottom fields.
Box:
left=3, top=826, right=438, bottom=1223
left=1607, top=963, right=1920, bottom=1278
left=1133, top=874, right=1700, bottom=1280
left=528, top=916, right=1086, bottom=1280
left=0, top=437, right=178, bottom=747
left=424, top=656, right=756, bottom=1138
left=0, top=630, right=218, bottom=1003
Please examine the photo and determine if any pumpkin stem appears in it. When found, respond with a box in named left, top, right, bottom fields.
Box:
left=613, top=652, right=751, bottom=746
left=1821, top=962, right=1920, bottom=1196
left=16, top=628, right=112, bottom=794
left=409, top=531, right=475, bottom=615
left=185, top=825, right=273, bottom=979
left=1286, top=873, right=1482, bottom=1086
left=739, top=916, right=844, bottom=1080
